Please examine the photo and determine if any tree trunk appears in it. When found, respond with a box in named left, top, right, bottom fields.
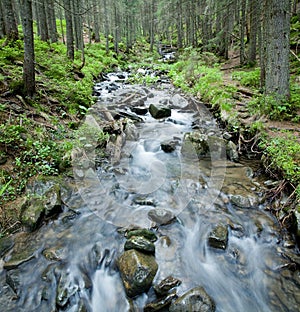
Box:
left=263, top=0, right=290, bottom=100
left=248, top=0, right=259, bottom=65
left=93, top=0, right=100, bottom=42
left=240, top=0, right=247, bottom=65
left=20, top=0, right=35, bottom=97
left=38, top=0, right=49, bottom=41
left=46, top=0, right=57, bottom=43
left=64, top=0, right=74, bottom=60
left=0, top=2, right=5, bottom=38
left=2, top=0, right=18, bottom=41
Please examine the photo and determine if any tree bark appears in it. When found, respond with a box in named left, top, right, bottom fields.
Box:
left=93, top=0, right=100, bottom=42
left=37, top=0, right=49, bottom=41
left=46, top=0, right=57, bottom=43
left=2, top=0, right=18, bottom=41
left=64, top=0, right=74, bottom=60
left=20, top=0, right=35, bottom=97
left=263, top=0, right=290, bottom=100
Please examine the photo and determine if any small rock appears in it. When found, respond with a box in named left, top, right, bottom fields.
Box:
left=131, top=106, right=148, bottom=115
left=226, top=141, right=239, bottom=162
left=148, top=209, right=176, bottom=226
left=126, top=229, right=158, bottom=242
left=161, top=140, right=177, bottom=153
left=153, top=276, right=182, bottom=296
left=223, top=132, right=232, bottom=140
left=149, top=104, right=171, bottom=119
left=124, top=236, right=155, bottom=254
left=118, top=249, right=158, bottom=297
left=169, top=286, right=215, bottom=312
left=208, top=224, right=228, bottom=250
left=0, top=236, right=14, bottom=257
left=230, top=194, right=253, bottom=208
left=144, top=291, right=177, bottom=312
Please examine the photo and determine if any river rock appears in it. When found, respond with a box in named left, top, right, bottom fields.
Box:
left=20, top=184, right=62, bottom=230
left=169, top=286, right=216, bottom=312
left=208, top=224, right=228, bottom=250
left=230, top=194, right=253, bottom=208
left=144, top=291, right=178, bottom=312
left=118, top=249, right=158, bottom=297
left=148, top=208, right=176, bottom=225
left=56, top=271, right=79, bottom=307
left=131, top=106, right=148, bottom=115
left=149, top=104, right=171, bottom=119
left=153, top=276, right=182, bottom=296
left=181, top=131, right=209, bottom=158
left=226, top=140, right=239, bottom=162
left=0, top=236, right=14, bottom=257
left=161, top=140, right=177, bottom=153
left=126, top=229, right=158, bottom=242
left=124, top=236, right=155, bottom=254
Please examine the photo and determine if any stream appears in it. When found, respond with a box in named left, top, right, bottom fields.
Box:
left=0, top=72, right=299, bottom=311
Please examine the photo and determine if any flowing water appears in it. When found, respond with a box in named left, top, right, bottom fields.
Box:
left=0, top=73, right=299, bottom=311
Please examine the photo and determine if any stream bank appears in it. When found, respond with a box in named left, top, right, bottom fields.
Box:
left=0, top=71, right=299, bottom=311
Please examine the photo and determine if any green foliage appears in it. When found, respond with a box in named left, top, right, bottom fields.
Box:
left=231, top=68, right=260, bottom=88
left=0, top=39, right=24, bottom=65
left=168, top=50, right=236, bottom=110
left=247, top=94, right=294, bottom=120
left=259, top=134, right=300, bottom=199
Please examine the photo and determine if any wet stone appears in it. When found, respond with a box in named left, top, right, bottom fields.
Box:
left=208, top=224, right=228, bottom=250
left=20, top=184, right=62, bottom=230
left=169, top=286, right=216, bottom=312
left=6, top=269, right=20, bottom=294
left=161, top=140, right=177, bottom=153
left=0, top=236, right=14, bottom=257
left=126, top=229, right=158, bottom=242
left=149, top=104, right=171, bottom=119
left=131, top=106, right=148, bottom=115
left=153, top=276, right=182, bottom=297
left=118, top=249, right=158, bottom=297
left=144, top=291, right=178, bottom=312
left=148, top=208, right=176, bottom=226
left=226, top=140, right=239, bottom=162
left=230, top=194, right=253, bottom=208
left=124, top=236, right=155, bottom=254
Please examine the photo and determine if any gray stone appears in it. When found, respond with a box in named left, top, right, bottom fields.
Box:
left=181, top=131, right=209, bottom=158
left=208, top=224, right=228, bottom=250
left=148, top=208, right=176, bottom=225
left=226, top=140, right=239, bottom=162
left=230, top=194, right=253, bottom=208
left=149, top=104, right=171, bottom=119
left=20, top=184, right=62, bottom=230
left=118, top=249, right=158, bottom=297
left=0, top=236, right=14, bottom=257
left=169, top=286, right=215, bottom=312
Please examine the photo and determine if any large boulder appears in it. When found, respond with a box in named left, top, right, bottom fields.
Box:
left=149, top=104, right=171, bottom=119
left=118, top=249, right=158, bottom=297
left=169, top=286, right=215, bottom=312
left=20, top=184, right=62, bottom=230
left=181, top=131, right=225, bottom=159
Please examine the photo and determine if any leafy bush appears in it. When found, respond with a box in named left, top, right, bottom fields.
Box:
left=247, top=94, right=294, bottom=120
left=231, top=68, right=260, bottom=88
left=259, top=134, right=300, bottom=199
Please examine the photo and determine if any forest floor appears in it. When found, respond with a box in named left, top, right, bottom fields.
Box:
left=221, top=52, right=300, bottom=143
